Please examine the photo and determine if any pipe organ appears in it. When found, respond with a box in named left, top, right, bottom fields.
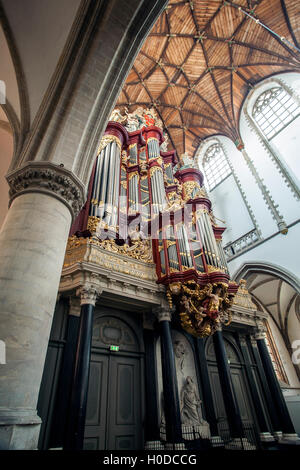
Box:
left=71, top=107, right=238, bottom=337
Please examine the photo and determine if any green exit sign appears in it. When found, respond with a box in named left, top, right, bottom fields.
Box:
left=110, top=345, right=119, bottom=352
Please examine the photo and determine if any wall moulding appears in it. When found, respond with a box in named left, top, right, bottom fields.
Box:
left=63, top=236, right=157, bottom=281
left=60, top=262, right=165, bottom=309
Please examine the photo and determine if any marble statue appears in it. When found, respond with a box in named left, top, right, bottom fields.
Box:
left=173, top=339, right=186, bottom=373
left=180, top=376, right=202, bottom=425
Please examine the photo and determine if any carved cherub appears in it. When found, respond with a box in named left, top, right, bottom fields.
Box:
left=180, top=295, right=190, bottom=314
left=195, top=306, right=207, bottom=328
left=109, top=108, right=127, bottom=123
left=167, top=193, right=184, bottom=212
left=201, top=285, right=223, bottom=321
left=125, top=110, right=141, bottom=131
left=129, top=224, right=146, bottom=242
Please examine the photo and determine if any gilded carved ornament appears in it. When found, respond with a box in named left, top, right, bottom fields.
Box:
left=121, top=151, right=129, bottom=165
left=183, top=181, right=206, bottom=201
left=166, top=280, right=233, bottom=338
left=99, top=239, right=153, bottom=263
left=97, top=135, right=122, bottom=155
left=87, top=215, right=101, bottom=233
left=128, top=171, right=139, bottom=180
left=206, top=265, right=225, bottom=274
left=67, top=221, right=153, bottom=264
left=232, top=279, right=256, bottom=311
left=63, top=236, right=156, bottom=281
left=166, top=191, right=184, bottom=212
left=150, top=166, right=163, bottom=177
left=112, top=106, right=163, bottom=131
left=109, top=108, right=127, bottom=124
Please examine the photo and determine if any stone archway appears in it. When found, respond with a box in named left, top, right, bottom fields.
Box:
left=234, top=262, right=300, bottom=385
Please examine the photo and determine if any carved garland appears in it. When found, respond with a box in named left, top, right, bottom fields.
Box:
left=97, top=135, right=122, bottom=156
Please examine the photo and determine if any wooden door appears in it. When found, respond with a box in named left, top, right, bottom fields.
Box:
left=83, top=312, right=143, bottom=450
left=106, top=355, right=142, bottom=450
left=84, top=353, right=109, bottom=450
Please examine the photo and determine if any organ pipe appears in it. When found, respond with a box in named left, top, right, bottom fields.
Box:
left=81, top=111, right=238, bottom=338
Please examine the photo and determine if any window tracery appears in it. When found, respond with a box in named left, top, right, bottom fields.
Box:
left=202, top=143, right=231, bottom=191
left=252, top=86, right=300, bottom=140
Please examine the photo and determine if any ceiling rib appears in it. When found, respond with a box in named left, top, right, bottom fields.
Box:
left=117, top=0, right=300, bottom=157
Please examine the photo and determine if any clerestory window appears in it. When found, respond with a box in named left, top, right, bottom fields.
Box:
left=203, top=143, right=231, bottom=191
left=252, top=86, right=300, bottom=140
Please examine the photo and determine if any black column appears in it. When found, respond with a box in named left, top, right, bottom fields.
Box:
left=64, top=302, right=95, bottom=450
left=160, top=320, right=182, bottom=444
left=195, top=338, right=219, bottom=437
left=51, top=311, right=80, bottom=447
left=250, top=336, right=281, bottom=433
left=257, top=337, right=297, bottom=436
left=213, top=330, right=244, bottom=438
left=144, top=329, right=160, bottom=443
left=238, top=335, right=273, bottom=439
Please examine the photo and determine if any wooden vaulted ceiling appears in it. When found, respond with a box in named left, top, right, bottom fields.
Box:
left=116, top=0, right=300, bottom=157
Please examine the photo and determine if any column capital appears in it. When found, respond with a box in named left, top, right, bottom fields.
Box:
left=6, top=161, right=86, bottom=221
left=254, top=321, right=266, bottom=340
left=69, top=295, right=81, bottom=316
left=249, top=335, right=258, bottom=347
left=214, top=323, right=223, bottom=333
left=254, top=330, right=266, bottom=341
left=76, top=285, right=102, bottom=306
left=153, top=305, right=173, bottom=322
left=238, top=334, right=248, bottom=347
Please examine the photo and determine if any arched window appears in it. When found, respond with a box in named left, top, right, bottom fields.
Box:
left=202, top=143, right=231, bottom=191
left=252, top=86, right=300, bottom=140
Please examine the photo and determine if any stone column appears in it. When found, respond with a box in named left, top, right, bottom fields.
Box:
left=238, top=335, right=275, bottom=445
left=0, top=162, right=84, bottom=450
left=195, top=338, right=223, bottom=447
left=254, top=328, right=300, bottom=444
left=143, top=313, right=162, bottom=450
left=249, top=334, right=282, bottom=437
left=212, top=328, right=245, bottom=446
left=155, top=306, right=184, bottom=450
left=64, top=285, right=100, bottom=450
left=50, top=296, right=81, bottom=448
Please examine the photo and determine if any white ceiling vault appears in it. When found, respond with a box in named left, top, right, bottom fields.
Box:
left=246, top=272, right=300, bottom=347
left=1, top=0, right=81, bottom=127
